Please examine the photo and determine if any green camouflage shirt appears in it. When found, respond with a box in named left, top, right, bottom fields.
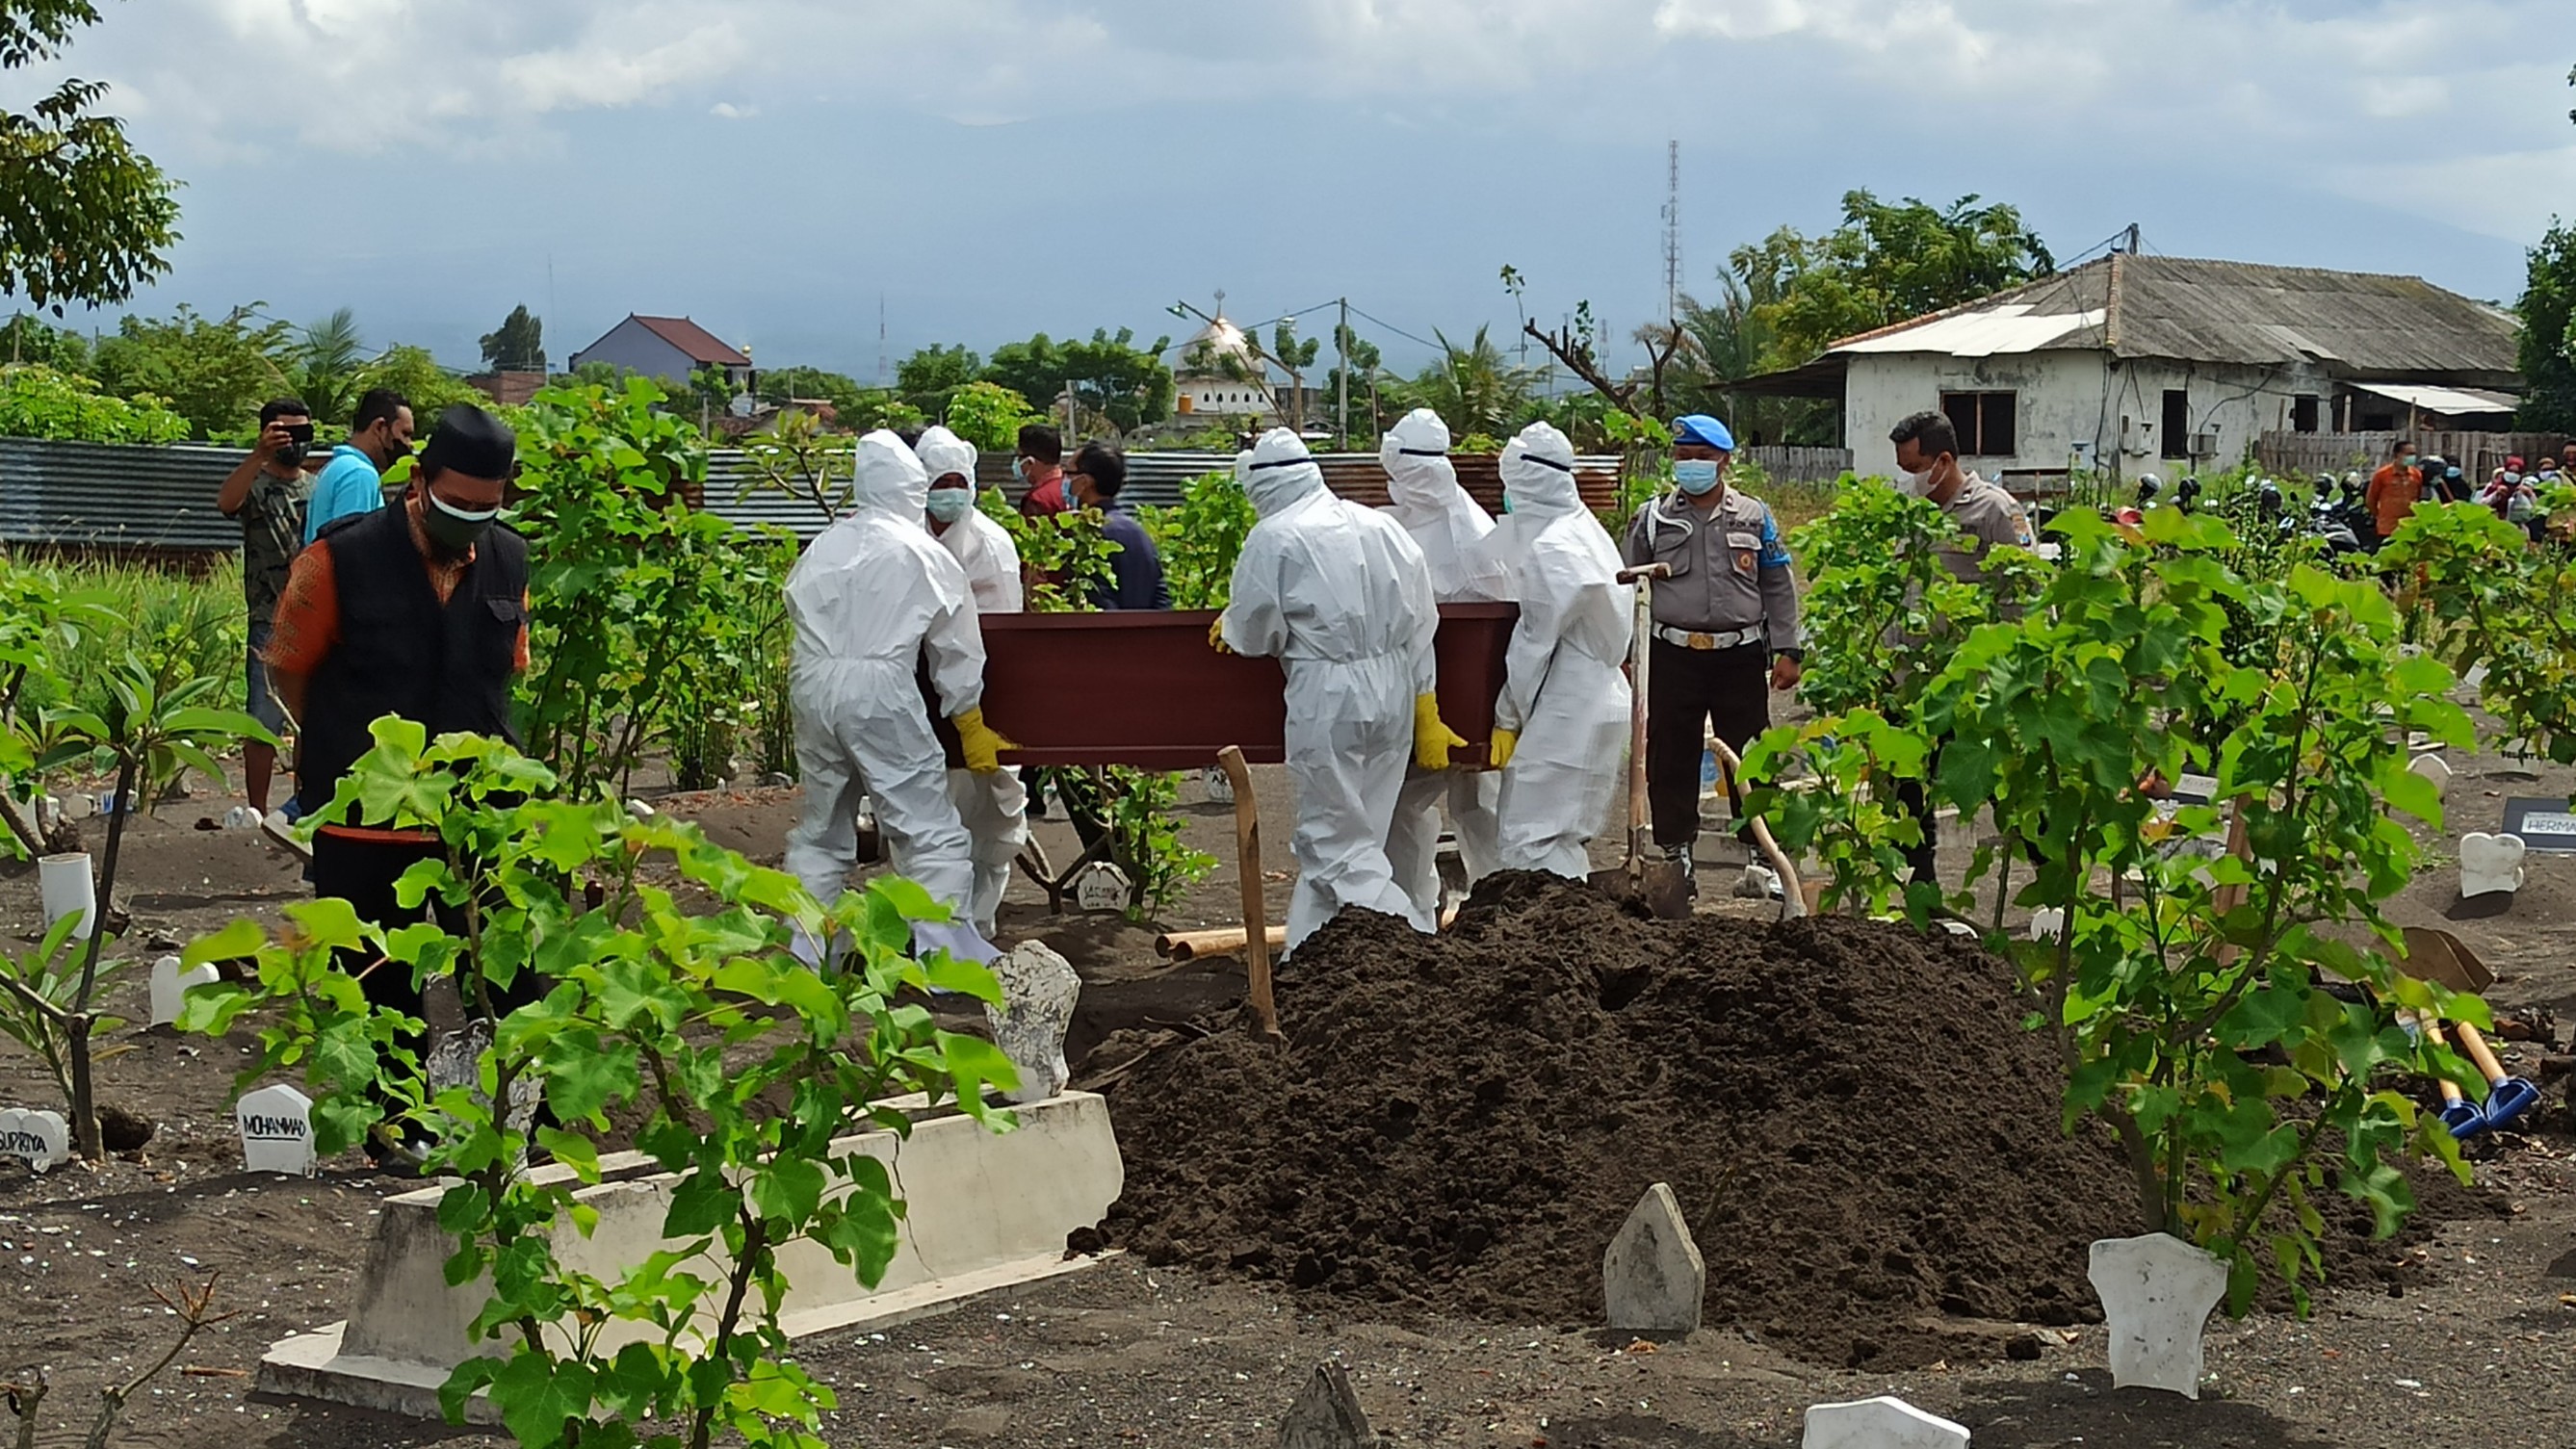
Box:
left=232, top=469, right=310, bottom=625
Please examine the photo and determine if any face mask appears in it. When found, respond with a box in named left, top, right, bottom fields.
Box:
left=1895, top=465, right=1937, bottom=498
left=1498, top=492, right=1514, bottom=515
left=2399, top=454, right=2417, bottom=469
left=1672, top=459, right=1722, bottom=496
left=1011, top=457, right=1028, bottom=484
left=925, top=487, right=975, bottom=523
left=421, top=488, right=497, bottom=557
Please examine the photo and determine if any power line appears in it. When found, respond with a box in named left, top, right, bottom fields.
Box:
left=1343, top=303, right=1444, bottom=352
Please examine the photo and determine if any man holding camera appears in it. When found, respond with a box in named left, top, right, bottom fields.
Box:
left=217, top=397, right=316, bottom=817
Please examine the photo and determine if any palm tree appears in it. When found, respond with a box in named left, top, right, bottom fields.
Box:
left=292, top=308, right=365, bottom=425
left=1402, top=325, right=1534, bottom=442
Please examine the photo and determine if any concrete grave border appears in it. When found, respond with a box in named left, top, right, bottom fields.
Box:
left=260, top=1090, right=1123, bottom=1421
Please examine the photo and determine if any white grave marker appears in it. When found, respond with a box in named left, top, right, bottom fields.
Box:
left=1602, top=1181, right=1704, bottom=1333
left=149, top=954, right=221, bottom=1028
left=236, top=1083, right=318, bottom=1176
left=2407, top=752, right=2453, bottom=796
left=2089, top=1231, right=2228, bottom=1397
left=0, top=1107, right=71, bottom=1174
left=2028, top=906, right=2067, bottom=942
left=985, top=942, right=1080, bottom=1105
left=1073, top=861, right=1131, bottom=914
left=2459, top=832, right=2528, bottom=899
left=1802, top=1396, right=1970, bottom=1449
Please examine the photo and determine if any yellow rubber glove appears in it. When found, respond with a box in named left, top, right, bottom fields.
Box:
left=1208, top=614, right=1233, bottom=654
left=952, top=707, right=1015, bottom=773
left=1487, top=726, right=1519, bottom=771
left=1413, top=692, right=1469, bottom=770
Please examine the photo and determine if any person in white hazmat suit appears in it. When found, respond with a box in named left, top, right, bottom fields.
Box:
left=1214, top=427, right=1465, bottom=951
left=915, top=425, right=1028, bottom=938
left=783, top=429, right=1013, bottom=963
left=1483, top=421, right=1634, bottom=878
left=1377, top=408, right=1511, bottom=922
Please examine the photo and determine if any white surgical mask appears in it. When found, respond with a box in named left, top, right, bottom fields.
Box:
left=1895, top=466, right=1936, bottom=498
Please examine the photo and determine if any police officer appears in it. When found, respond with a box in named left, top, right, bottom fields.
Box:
left=1620, top=415, right=1802, bottom=888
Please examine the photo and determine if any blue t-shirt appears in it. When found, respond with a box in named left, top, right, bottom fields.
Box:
left=303, top=445, right=385, bottom=544
left=1093, top=505, right=1170, bottom=610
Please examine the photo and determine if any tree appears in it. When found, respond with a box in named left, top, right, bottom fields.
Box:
left=983, top=327, right=1174, bottom=434
left=0, top=312, right=87, bottom=371
left=1670, top=269, right=1836, bottom=447
left=89, top=304, right=292, bottom=438
left=477, top=303, right=543, bottom=372
left=0, top=0, right=181, bottom=313
left=751, top=367, right=925, bottom=433
left=1745, top=191, right=2054, bottom=368
left=1398, top=325, right=1534, bottom=442
left=896, top=343, right=980, bottom=418
left=943, top=379, right=1038, bottom=453
left=290, top=307, right=365, bottom=425
left=352, top=344, right=487, bottom=424
left=2515, top=220, right=2575, bottom=430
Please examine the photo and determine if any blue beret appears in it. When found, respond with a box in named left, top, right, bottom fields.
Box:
left=1673, top=414, right=1735, bottom=452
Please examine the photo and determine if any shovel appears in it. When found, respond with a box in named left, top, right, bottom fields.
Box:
left=2455, top=1020, right=2541, bottom=1134
left=1216, top=745, right=1284, bottom=1044
left=1590, top=564, right=1693, bottom=920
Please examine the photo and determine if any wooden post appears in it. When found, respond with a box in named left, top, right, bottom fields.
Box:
left=1217, top=745, right=1283, bottom=1042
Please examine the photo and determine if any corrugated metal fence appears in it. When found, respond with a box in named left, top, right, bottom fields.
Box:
left=2257, top=430, right=2569, bottom=482
left=3, top=437, right=1629, bottom=552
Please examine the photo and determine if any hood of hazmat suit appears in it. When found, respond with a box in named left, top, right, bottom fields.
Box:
left=914, top=425, right=977, bottom=488
left=1381, top=407, right=1510, bottom=604
left=916, top=426, right=1023, bottom=614
left=1486, top=421, right=1634, bottom=879
left=781, top=427, right=987, bottom=948
left=1221, top=427, right=1441, bottom=946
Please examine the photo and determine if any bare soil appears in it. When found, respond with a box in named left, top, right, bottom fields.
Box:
left=6, top=712, right=2576, bottom=1445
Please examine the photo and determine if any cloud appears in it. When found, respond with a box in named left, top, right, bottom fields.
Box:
left=709, top=101, right=756, bottom=119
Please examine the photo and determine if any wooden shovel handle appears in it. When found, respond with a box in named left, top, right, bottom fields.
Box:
left=1217, top=746, right=1282, bottom=1043
left=2455, top=1022, right=2511, bottom=1086
left=2419, top=1015, right=2467, bottom=1102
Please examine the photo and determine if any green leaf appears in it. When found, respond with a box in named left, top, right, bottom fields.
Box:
left=664, top=1167, right=739, bottom=1237
left=748, top=1154, right=827, bottom=1226
left=535, top=1126, right=602, bottom=1183
left=493, top=1348, right=593, bottom=1448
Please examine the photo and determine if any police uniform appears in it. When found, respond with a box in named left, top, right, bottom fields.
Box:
left=1621, top=484, right=1802, bottom=853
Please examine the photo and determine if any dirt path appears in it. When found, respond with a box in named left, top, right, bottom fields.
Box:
left=5, top=708, right=2576, bottom=1446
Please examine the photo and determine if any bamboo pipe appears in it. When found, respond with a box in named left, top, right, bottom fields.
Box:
left=1156, top=925, right=1288, bottom=961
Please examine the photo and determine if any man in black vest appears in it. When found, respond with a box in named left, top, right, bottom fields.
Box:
left=264, top=402, right=528, bottom=1167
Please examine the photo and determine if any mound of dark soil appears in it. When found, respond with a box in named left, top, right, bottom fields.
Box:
left=1100, top=872, right=2491, bottom=1368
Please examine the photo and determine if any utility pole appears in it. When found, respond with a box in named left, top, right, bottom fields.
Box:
left=1661, top=140, right=1681, bottom=325
left=877, top=294, right=888, bottom=386
left=1336, top=297, right=1349, bottom=451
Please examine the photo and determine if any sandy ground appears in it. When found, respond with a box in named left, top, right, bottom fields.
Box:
left=8, top=689, right=2576, bottom=1446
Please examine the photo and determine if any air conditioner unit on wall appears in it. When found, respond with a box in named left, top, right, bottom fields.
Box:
left=2188, top=432, right=2219, bottom=457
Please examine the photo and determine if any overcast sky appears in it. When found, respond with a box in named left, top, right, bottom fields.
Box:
left=20, top=0, right=2574, bottom=382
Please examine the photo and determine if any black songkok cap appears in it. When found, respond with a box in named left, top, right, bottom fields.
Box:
left=418, top=403, right=518, bottom=479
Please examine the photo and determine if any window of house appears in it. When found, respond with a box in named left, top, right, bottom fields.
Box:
left=2161, top=389, right=2190, bottom=459
left=1939, top=391, right=2018, bottom=456
left=2292, top=395, right=2319, bottom=434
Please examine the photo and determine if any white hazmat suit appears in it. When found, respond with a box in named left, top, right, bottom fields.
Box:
left=1220, top=428, right=1442, bottom=950
left=1378, top=408, right=1507, bottom=922
left=783, top=429, right=1004, bottom=961
left=917, top=426, right=1028, bottom=939
left=1485, top=422, right=1633, bottom=878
